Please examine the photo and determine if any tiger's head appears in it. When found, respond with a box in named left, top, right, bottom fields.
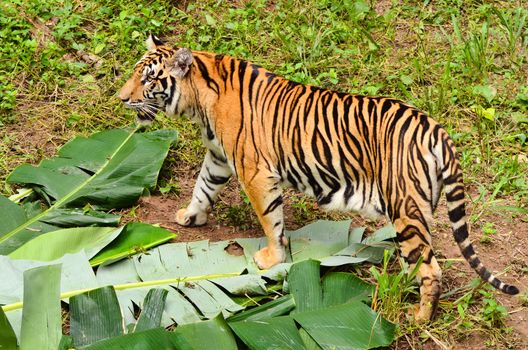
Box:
left=118, top=34, right=194, bottom=123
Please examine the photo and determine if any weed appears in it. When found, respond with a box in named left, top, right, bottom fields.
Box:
left=479, top=288, right=508, bottom=328
left=520, top=293, right=528, bottom=307
left=158, top=179, right=181, bottom=196
left=369, top=250, right=419, bottom=322
left=290, top=195, right=319, bottom=223
left=216, top=190, right=257, bottom=230
left=480, top=222, right=496, bottom=244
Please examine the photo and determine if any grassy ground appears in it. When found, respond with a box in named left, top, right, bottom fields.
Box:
left=1, top=0, right=527, bottom=348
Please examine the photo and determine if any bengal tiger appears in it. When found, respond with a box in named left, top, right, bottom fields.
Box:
left=118, top=35, right=519, bottom=321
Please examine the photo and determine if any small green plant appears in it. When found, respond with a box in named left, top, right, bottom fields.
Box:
left=478, top=287, right=508, bottom=328
left=158, top=180, right=181, bottom=196
left=519, top=292, right=528, bottom=307
left=460, top=20, right=492, bottom=79
left=492, top=7, right=528, bottom=66
left=217, top=191, right=256, bottom=230
left=480, top=222, right=496, bottom=243
left=290, top=195, right=319, bottom=223
left=369, top=250, right=419, bottom=322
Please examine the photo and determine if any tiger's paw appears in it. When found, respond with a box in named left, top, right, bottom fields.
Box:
left=253, top=246, right=285, bottom=270
left=409, top=304, right=433, bottom=323
left=175, top=208, right=207, bottom=227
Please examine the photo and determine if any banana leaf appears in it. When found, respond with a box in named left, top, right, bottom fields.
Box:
left=229, top=316, right=306, bottom=350
left=292, top=302, right=396, bottom=350
left=230, top=260, right=395, bottom=350
left=8, top=227, right=124, bottom=261
left=171, top=315, right=238, bottom=350
left=226, top=295, right=296, bottom=322
left=70, top=286, right=125, bottom=348
left=0, top=128, right=177, bottom=254
left=19, top=265, right=62, bottom=350
left=133, top=289, right=168, bottom=332
left=1, top=222, right=398, bottom=350
left=84, top=328, right=176, bottom=350
left=89, top=222, right=176, bottom=266
left=2, top=221, right=397, bottom=348
left=0, top=307, right=17, bottom=350
left=7, top=222, right=175, bottom=268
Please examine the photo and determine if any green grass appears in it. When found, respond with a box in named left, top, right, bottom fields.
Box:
left=1, top=0, right=527, bottom=348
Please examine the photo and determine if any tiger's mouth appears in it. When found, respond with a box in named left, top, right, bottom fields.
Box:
left=125, top=101, right=161, bottom=124
left=136, top=110, right=156, bottom=123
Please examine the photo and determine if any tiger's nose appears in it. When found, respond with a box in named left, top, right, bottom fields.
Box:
left=118, top=88, right=130, bottom=103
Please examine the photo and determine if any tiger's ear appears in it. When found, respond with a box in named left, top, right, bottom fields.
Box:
left=146, top=34, right=164, bottom=50
left=169, top=48, right=193, bottom=78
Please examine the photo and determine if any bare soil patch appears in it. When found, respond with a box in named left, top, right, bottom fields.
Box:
left=432, top=187, right=528, bottom=349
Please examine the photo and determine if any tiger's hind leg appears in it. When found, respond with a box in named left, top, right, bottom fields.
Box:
left=176, top=150, right=232, bottom=226
left=392, top=211, right=442, bottom=322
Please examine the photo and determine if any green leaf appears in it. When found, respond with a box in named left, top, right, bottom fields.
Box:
left=322, top=225, right=396, bottom=266
left=171, top=315, right=237, bottom=350
left=299, top=328, right=322, bottom=350
left=293, top=302, right=396, bottom=350
left=132, top=240, right=249, bottom=279
left=288, top=220, right=352, bottom=262
left=211, top=275, right=267, bottom=295
left=89, top=222, right=176, bottom=266
left=93, top=43, right=105, bottom=54
left=8, top=227, right=123, bottom=261
left=40, top=209, right=120, bottom=227
left=0, top=251, right=98, bottom=307
left=58, top=336, right=73, bottom=350
left=400, top=74, right=413, bottom=86
left=322, top=272, right=374, bottom=306
left=471, top=105, right=496, bottom=121
left=84, top=328, right=174, bottom=350
left=134, top=289, right=168, bottom=332
left=2, top=220, right=397, bottom=346
left=0, top=307, right=17, bottom=350
left=0, top=196, right=27, bottom=235
left=227, top=294, right=295, bottom=322
left=1, top=129, right=177, bottom=254
left=288, top=260, right=323, bottom=313
left=204, top=14, right=217, bottom=26
left=473, top=84, right=497, bottom=103
left=19, top=265, right=62, bottom=350
left=70, top=286, right=125, bottom=349
left=511, top=111, right=528, bottom=124
left=229, top=316, right=306, bottom=350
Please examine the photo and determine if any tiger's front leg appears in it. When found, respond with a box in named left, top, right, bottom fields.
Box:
left=242, top=171, right=288, bottom=269
left=176, top=150, right=232, bottom=226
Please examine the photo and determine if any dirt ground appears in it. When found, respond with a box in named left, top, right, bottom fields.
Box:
left=138, top=167, right=528, bottom=350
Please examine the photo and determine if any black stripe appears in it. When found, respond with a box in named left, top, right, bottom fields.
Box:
left=207, top=174, right=230, bottom=185
left=446, top=188, right=464, bottom=202
left=194, top=56, right=220, bottom=94
left=263, top=196, right=283, bottom=215
left=405, top=244, right=425, bottom=264
left=461, top=244, right=475, bottom=258
left=448, top=203, right=465, bottom=223
left=201, top=187, right=214, bottom=207
left=453, top=223, right=468, bottom=242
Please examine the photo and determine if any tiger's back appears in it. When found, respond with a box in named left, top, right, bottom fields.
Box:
left=119, top=36, right=519, bottom=322
left=210, top=57, right=441, bottom=218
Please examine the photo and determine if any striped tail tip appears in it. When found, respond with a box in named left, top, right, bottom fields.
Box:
left=503, top=284, right=520, bottom=295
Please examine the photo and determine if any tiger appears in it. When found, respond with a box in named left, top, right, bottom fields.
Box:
left=118, top=34, right=520, bottom=321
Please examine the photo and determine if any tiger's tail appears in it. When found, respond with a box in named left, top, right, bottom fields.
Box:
left=438, top=130, right=519, bottom=295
